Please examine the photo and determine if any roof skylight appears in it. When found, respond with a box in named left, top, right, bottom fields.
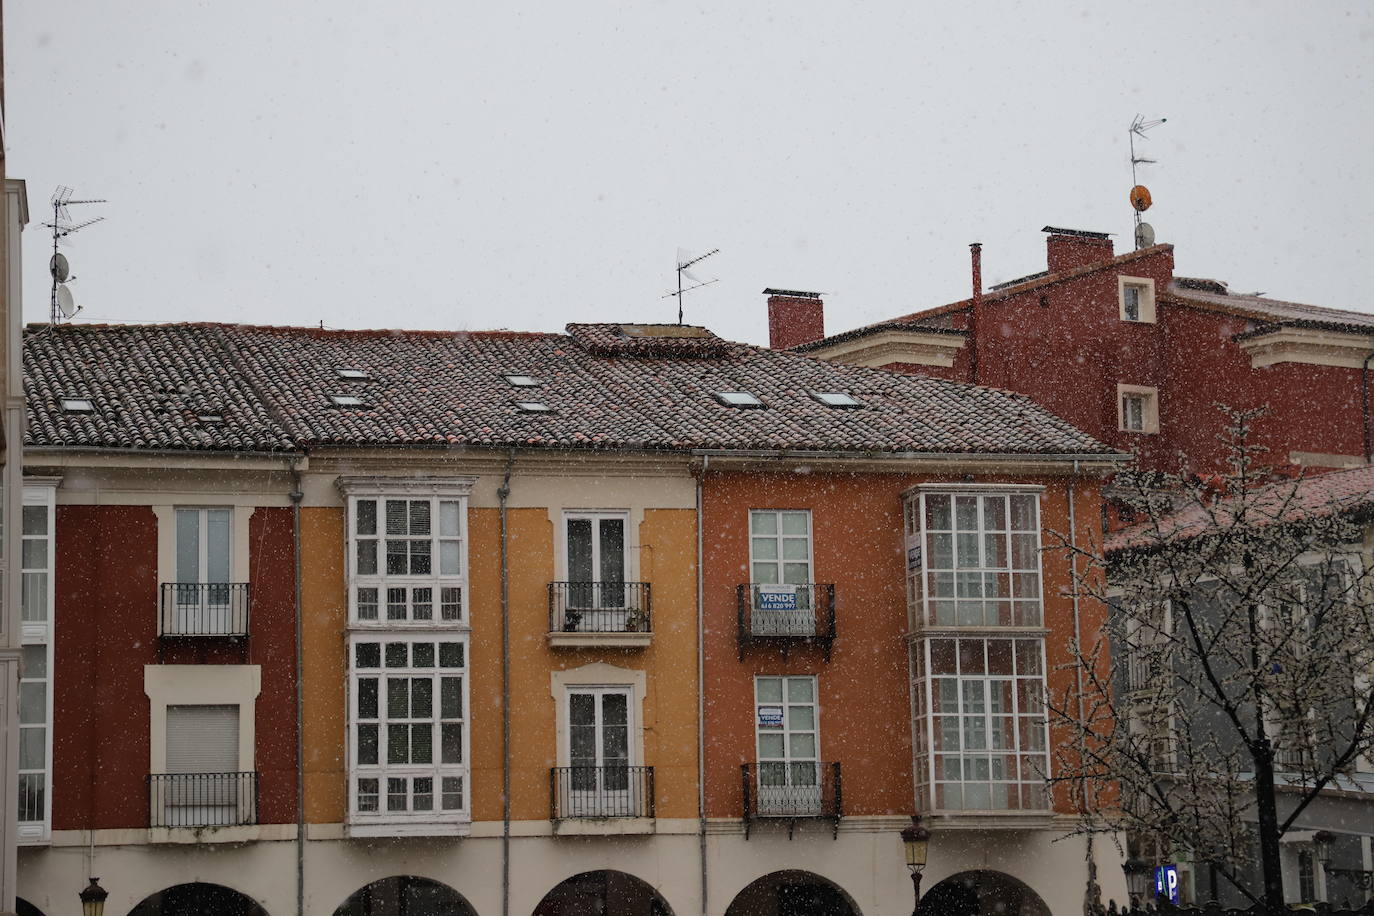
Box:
left=516, top=401, right=552, bottom=413
left=197, top=413, right=224, bottom=424
left=715, top=391, right=764, bottom=408
left=329, top=394, right=368, bottom=408
left=504, top=374, right=542, bottom=387
left=61, top=398, right=94, bottom=414
left=336, top=368, right=373, bottom=381
left=811, top=391, right=863, bottom=408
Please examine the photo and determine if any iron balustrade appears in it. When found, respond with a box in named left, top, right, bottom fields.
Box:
left=741, top=761, right=842, bottom=839
left=549, top=765, right=655, bottom=819
left=736, top=583, right=836, bottom=661
left=159, top=583, right=251, bottom=637
left=548, top=582, right=651, bottom=634
left=148, top=771, right=258, bottom=827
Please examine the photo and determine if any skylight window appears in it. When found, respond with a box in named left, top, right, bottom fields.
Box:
left=197, top=413, right=224, bottom=424
left=715, top=391, right=764, bottom=408
left=516, top=401, right=552, bottom=413
left=810, top=391, right=863, bottom=408
left=61, top=398, right=94, bottom=414
left=504, top=374, right=542, bottom=387
left=329, top=394, right=368, bottom=408
left=336, top=368, right=373, bottom=381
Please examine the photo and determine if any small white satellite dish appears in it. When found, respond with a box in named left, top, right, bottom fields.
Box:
left=55, top=284, right=79, bottom=319
left=1135, top=222, right=1156, bottom=248
left=50, top=253, right=70, bottom=282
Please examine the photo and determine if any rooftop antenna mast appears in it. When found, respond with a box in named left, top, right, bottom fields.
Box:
left=1128, top=115, right=1165, bottom=250
left=42, top=186, right=106, bottom=324
left=664, top=248, right=719, bottom=325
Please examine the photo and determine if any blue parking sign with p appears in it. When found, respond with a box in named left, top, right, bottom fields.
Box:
left=1154, top=865, right=1180, bottom=904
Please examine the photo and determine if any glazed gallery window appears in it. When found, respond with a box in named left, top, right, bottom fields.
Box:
left=912, top=637, right=1050, bottom=811
left=350, top=495, right=466, bottom=625
left=754, top=675, right=821, bottom=815
left=905, top=491, right=1042, bottom=628
left=350, top=636, right=468, bottom=824
left=18, top=483, right=55, bottom=843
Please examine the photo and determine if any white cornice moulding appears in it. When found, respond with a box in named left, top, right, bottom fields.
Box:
left=1239, top=326, right=1374, bottom=369
left=803, top=329, right=966, bottom=368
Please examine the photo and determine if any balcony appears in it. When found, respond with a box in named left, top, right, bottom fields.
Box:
left=148, top=771, right=258, bottom=828
left=159, top=583, right=251, bottom=638
left=550, top=765, right=655, bottom=834
left=547, top=582, right=652, bottom=649
left=736, top=583, right=836, bottom=661
left=741, top=761, right=842, bottom=839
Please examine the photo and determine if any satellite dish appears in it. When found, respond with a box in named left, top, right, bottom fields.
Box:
left=1130, top=185, right=1153, bottom=212
left=1135, top=222, right=1156, bottom=248
left=49, top=253, right=70, bottom=282
left=55, top=284, right=79, bottom=319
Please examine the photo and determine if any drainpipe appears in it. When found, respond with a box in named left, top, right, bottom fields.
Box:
left=1067, top=470, right=1099, bottom=914
left=696, top=456, right=710, bottom=916
left=288, top=457, right=306, bottom=916
left=498, top=451, right=515, bottom=916
left=1362, top=352, right=1373, bottom=464
left=968, top=243, right=983, bottom=385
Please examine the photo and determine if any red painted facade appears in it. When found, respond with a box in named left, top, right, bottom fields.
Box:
left=52, top=505, right=299, bottom=830
left=787, top=231, right=1373, bottom=476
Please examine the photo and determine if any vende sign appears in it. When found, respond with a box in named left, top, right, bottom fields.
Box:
left=1155, top=865, right=1180, bottom=904
left=757, top=585, right=799, bottom=612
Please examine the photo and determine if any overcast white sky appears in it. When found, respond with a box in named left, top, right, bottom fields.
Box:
left=6, top=2, right=1373, bottom=345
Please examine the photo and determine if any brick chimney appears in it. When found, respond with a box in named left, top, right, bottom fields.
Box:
left=1042, top=226, right=1114, bottom=273
left=765, top=289, right=825, bottom=350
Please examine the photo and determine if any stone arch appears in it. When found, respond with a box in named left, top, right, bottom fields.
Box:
left=333, top=876, right=477, bottom=916
left=127, top=882, right=269, bottom=916
left=724, top=869, right=861, bottom=916
left=17, top=899, right=47, bottom=916
left=916, top=869, right=1050, bottom=916
left=532, top=869, right=673, bottom=916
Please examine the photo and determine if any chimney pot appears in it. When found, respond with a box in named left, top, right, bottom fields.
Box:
left=1042, top=226, right=1114, bottom=273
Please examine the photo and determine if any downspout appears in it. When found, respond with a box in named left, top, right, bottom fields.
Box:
left=1362, top=352, right=1373, bottom=464
left=1068, top=469, right=1098, bottom=914
left=696, top=455, right=709, bottom=916
left=288, top=457, right=306, bottom=916
left=498, top=451, right=515, bottom=916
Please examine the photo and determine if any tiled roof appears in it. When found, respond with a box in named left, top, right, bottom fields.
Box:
left=23, top=322, right=1119, bottom=458
left=1164, top=283, right=1374, bottom=333
left=1105, top=464, right=1374, bottom=554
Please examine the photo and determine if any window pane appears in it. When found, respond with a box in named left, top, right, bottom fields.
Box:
left=599, top=519, right=625, bottom=584
left=175, top=510, right=199, bottom=583
left=387, top=777, right=407, bottom=811
left=356, top=500, right=377, bottom=536
left=441, top=723, right=463, bottom=764
left=441, top=777, right=463, bottom=810
left=440, top=541, right=460, bottom=576
left=751, top=538, right=778, bottom=561
left=385, top=500, right=408, bottom=535
left=387, top=678, right=410, bottom=718
left=1010, top=495, right=1037, bottom=531
left=356, top=540, right=377, bottom=576
left=356, top=587, right=378, bottom=620
left=22, top=506, right=46, bottom=536
left=440, top=501, right=461, bottom=537
left=206, top=509, right=231, bottom=582
left=441, top=587, right=462, bottom=620
left=758, top=733, right=784, bottom=758
left=386, top=541, right=408, bottom=575
left=385, top=643, right=408, bottom=667
left=412, top=642, right=435, bottom=667
left=356, top=778, right=379, bottom=812
left=357, top=678, right=378, bottom=718
left=567, top=519, right=593, bottom=582
left=439, top=643, right=464, bottom=668
left=789, top=705, right=815, bottom=730
left=790, top=734, right=816, bottom=758
left=924, top=496, right=951, bottom=531
left=19, top=683, right=44, bottom=724
left=750, top=512, right=777, bottom=535
left=387, top=725, right=409, bottom=764
left=410, top=540, right=431, bottom=575
left=782, top=563, right=809, bottom=585
left=782, top=539, right=809, bottom=560
left=441, top=677, right=462, bottom=718
left=780, top=512, right=808, bottom=535
left=756, top=678, right=783, bottom=703
left=786, top=677, right=814, bottom=702
left=357, top=724, right=378, bottom=765
left=22, top=645, right=46, bottom=679
left=411, top=723, right=433, bottom=764
left=387, top=587, right=406, bottom=620
left=355, top=642, right=380, bottom=669
left=409, top=500, right=431, bottom=536
left=411, top=678, right=433, bottom=717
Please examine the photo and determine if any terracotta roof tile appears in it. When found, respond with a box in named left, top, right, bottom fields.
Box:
left=24, top=321, right=1118, bottom=457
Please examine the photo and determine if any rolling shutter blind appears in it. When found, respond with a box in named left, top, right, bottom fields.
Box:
left=166, top=705, right=239, bottom=773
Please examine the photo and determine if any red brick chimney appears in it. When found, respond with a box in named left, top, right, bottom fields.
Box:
left=765, top=289, right=825, bottom=350
left=1043, top=226, right=1114, bottom=273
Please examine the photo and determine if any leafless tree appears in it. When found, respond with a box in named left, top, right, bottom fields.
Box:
left=1050, top=407, right=1374, bottom=915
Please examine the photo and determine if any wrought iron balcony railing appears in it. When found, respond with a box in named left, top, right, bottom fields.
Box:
left=736, top=583, right=836, bottom=660
left=548, top=582, right=651, bottom=634
left=148, top=771, right=258, bottom=828
left=550, top=765, right=655, bottom=819
left=159, top=583, right=251, bottom=637
left=741, top=761, right=841, bottom=838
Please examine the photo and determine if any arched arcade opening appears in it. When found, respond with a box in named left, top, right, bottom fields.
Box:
left=333, top=876, right=477, bottom=916
left=724, top=870, right=860, bottom=916
left=533, top=870, right=673, bottom=916
left=127, top=882, right=269, bottom=916
left=916, top=870, right=1050, bottom=916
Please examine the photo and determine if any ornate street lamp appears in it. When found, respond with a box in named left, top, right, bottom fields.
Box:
left=79, top=877, right=108, bottom=916
left=901, top=815, right=932, bottom=915
left=1122, top=857, right=1151, bottom=911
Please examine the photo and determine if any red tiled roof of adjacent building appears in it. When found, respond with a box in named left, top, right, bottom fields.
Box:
left=1105, top=464, right=1374, bottom=554
left=24, top=321, right=1120, bottom=458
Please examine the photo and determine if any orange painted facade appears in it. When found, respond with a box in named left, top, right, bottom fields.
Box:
left=701, top=466, right=1107, bottom=821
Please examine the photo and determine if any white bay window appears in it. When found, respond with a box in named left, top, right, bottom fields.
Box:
left=340, top=477, right=474, bottom=835
left=904, top=486, right=1051, bottom=813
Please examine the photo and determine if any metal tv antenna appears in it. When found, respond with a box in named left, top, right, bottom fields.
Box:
left=42, top=186, right=107, bottom=324
left=1128, top=115, right=1165, bottom=250
left=662, top=248, right=719, bottom=325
